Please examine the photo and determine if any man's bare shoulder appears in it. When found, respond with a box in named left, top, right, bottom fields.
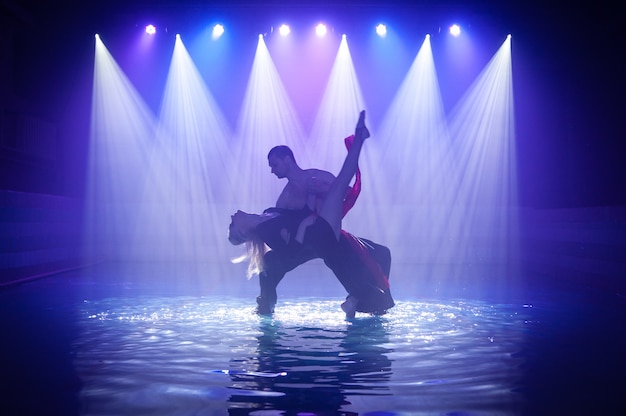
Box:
left=303, top=168, right=335, bottom=181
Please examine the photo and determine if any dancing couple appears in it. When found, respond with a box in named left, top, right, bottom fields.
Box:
left=229, top=111, right=394, bottom=318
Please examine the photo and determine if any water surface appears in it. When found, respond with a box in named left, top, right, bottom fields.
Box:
left=73, top=296, right=529, bottom=415
left=1, top=265, right=625, bottom=415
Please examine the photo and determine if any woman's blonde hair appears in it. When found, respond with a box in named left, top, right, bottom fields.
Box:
left=231, top=238, right=268, bottom=279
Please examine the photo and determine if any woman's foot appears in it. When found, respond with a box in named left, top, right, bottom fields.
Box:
left=355, top=110, right=370, bottom=140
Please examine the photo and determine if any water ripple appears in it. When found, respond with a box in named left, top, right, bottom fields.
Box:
left=74, top=296, right=530, bottom=415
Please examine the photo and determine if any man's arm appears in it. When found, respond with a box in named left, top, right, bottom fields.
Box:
left=306, top=169, right=335, bottom=194
left=305, top=169, right=337, bottom=213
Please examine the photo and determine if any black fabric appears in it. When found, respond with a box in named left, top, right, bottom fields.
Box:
left=256, top=207, right=312, bottom=253
left=258, top=245, right=319, bottom=309
left=255, top=207, right=318, bottom=312
left=255, top=209, right=394, bottom=315
left=303, top=217, right=395, bottom=314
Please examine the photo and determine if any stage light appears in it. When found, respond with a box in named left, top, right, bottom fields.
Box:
left=212, top=24, right=224, bottom=39
left=279, top=24, right=290, bottom=36
left=376, top=24, right=387, bottom=37
left=145, top=24, right=156, bottom=35
left=315, top=23, right=327, bottom=37
left=449, top=24, right=461, bottom=37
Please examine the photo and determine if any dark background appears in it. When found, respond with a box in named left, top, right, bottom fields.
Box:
left=1, top=4, right=625, bottom=415
left=1, top=0, right=625, bottom=208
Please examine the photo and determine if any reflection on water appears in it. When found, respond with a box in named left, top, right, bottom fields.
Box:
left=74, top=297, right=529, bottom=415
left=227, top=316, right=392, bottom=414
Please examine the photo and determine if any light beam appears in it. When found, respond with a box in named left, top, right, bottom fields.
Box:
left=234, top=34, right=306, bottom=211
left=308, top=34, right=368, bottom=184
left=85, top=36, right=159, bottom=263
left=437, top=35, right=518, bottom=288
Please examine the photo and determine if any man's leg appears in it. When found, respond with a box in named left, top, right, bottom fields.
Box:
left=256, top=247, right=319, bottom=314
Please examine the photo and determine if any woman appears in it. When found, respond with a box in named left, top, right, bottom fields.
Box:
left=229, top=111, right=394, bottom=317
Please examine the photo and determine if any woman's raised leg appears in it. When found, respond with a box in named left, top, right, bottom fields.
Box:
left=318, top=110, right=369, bottom=239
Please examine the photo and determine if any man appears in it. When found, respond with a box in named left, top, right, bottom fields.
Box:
left=255, top=145, right=336, bottom=314
left=268, top=145, right=336, bottom=212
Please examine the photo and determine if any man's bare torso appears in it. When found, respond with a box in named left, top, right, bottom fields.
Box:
left=276, top=168, right=335, bottom=211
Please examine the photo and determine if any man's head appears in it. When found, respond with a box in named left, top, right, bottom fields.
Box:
left=267, top=145, right=296, bottom=179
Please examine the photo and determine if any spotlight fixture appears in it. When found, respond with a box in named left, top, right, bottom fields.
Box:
left=375, top=24, right=387, bottom=37
left=315, top=23, right=327, bottom=37
left=212, top=24, right=224, bottom=39
left=449, top=24, right=461, bottom=37
left=145, top=24, right=156, bottom=35
left=279, top=24, right=290, bottom=36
